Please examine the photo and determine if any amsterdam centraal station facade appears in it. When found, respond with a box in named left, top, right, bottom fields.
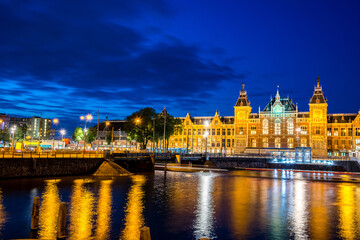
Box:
left=169, top=77, right=360, bottom=157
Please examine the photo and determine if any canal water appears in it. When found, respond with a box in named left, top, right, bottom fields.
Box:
left=0, top=170, right=360, bottom=239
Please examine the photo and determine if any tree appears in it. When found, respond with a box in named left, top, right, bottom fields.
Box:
left=124, top=107, right=157, bottom=149
left=86, top=127, right=97, bottom=143
left=14, top=124, right=28, bottom=141
left=72, top=127, right=84, bottom=143
left=0, top=130, right=9, bottom=143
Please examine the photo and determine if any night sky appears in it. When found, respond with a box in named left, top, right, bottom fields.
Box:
left=1, top=0, right=360, bottom=136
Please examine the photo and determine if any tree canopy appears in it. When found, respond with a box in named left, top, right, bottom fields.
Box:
left=72, top=127, right=84, bottom=143
left=124, top=107, right=182, bottom=150
left=86, top=127, right=97, bottom=143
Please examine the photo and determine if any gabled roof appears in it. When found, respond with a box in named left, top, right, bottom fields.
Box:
left=327, top=114, right=357, bottom=123
left=235, top=82, right=250, bottom=107
left=310, top=76, right=327, bottom=104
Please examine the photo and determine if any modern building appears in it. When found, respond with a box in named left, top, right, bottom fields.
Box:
left=169, top=77, right=360, bottom=157
left=27, top=116, right=52, bottom=140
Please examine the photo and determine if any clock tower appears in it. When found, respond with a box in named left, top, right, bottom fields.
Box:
left=234, top=82, right=251, bottom=153
left=309, top=76, right=328, bottom=156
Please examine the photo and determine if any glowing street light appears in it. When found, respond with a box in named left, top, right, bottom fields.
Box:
left=203, top=131, right=209, bottom=154
left=11, top=126, right=16, bottom=151
left=135, top=118, right=141, bottom=124
left=296, top=127, right=301, bottom=147
left=81, top=114, right=93, bottom=151
left=59, top=129, right=66, bottom=149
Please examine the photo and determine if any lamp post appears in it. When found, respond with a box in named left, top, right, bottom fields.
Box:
left=135, top=118, right=141, bottom=151
left=11, top=126, right=16, bottom=152
left=59, top=129, right=66, bottom=149
left=296, top=127, right=301, bottom=147
left=52, top=118, right=59, bottom=151
left=81, top=114, right=93, bottom=151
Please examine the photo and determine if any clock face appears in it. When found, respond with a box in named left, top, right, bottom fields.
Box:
left=273, top=105, right=282, bottom=113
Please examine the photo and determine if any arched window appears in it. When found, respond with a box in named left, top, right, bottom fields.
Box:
left=263, top=119, right=269, bottom=135
left=287, top=118, right=294, bottom=135
left=275, top=118, right=281, bottom=135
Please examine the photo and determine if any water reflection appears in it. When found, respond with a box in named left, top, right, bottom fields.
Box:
left=310, top=183, right=329, bottom=239
left=38, top=179, right=61, bottom=240
left=95, top=180, right=113, bottom=240
left=338, top=184, right=357, bottom=240
left=69, top=179, right=95, bottom=240
left=0, top=189, right=6, bottom=236
left=194, top=173, right=215, bottom=239
left=121, top=175, right=146, bottom=240
left=291, top=180, right=308, bottom=240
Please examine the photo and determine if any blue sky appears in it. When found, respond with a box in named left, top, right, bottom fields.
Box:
left=1, top=0, right=360, bottom=136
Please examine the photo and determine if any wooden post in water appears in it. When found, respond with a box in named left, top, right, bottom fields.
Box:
left=57, top=202, right=67, bottom=239
left=31, top=196, right=40, bottom=230
left=140, top=226, right=151, bottom=240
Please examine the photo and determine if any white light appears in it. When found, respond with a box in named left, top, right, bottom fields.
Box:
left=204, top=120, right=209, bottom=128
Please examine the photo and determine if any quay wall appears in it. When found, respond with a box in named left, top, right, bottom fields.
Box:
left=209, top=157, right=360, bottom=172
left=0, top=158, right=104, bottom=179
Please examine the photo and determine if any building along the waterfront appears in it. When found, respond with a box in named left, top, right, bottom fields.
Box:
left=169, top=77, right=360, bottom=157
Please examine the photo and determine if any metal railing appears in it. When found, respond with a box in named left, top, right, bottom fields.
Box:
left=0, top=151, right=105, bottom=159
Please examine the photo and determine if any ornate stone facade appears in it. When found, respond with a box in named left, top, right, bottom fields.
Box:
left=169, top=77, right=360, bottom=157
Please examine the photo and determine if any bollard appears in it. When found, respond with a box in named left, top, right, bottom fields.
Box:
left=31, top=196, right=40, bottom=230
left=57, top=202, right=67, bottom=239
left=164, top=163, right=167, bottom=173
left=140, top=226, right=151, bottom=240
left=175, top=154, right=181, bottom=164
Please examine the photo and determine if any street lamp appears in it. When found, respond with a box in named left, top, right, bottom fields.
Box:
left=203, top=131, right=209, bottom=153
left=60, top=129, right=66, bottom=149
left=80, top=114, right=93, bottom=151
left=52, top=118, right=59, bottom=150
left=296, top=127, right=301, bottom=147
left=134, top=118, right=141, bottom=151
left=11, top=126, right=16, bottom=152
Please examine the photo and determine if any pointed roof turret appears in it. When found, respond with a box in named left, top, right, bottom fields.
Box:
left=275, top=85, right=280, bottom=101
left=235, top=81, right=250, bottom=107
left=310, top=76, right=327, bottom=104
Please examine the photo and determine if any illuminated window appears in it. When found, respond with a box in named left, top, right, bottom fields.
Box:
left=287, top=118, right=294, bottom=135
left=341, top=128, right=346, bottom=136
left=193, top=129, right=196, bottom=135
left=327, top=128, right=331, bottom=136
left=356, top=128, right=360, bottom=136
left=348, top=128, right=353, bottom=136
left=263, top=119, right=269, bottom=135
left=301, top=138, right=307, bottom=147
left=275, top=138, right=281, bottom=148
left=215, top=120, right=218, bottom=125
left=315, top=126, right=321, bottom=135
left=263, top=138, right=268, bottom=148
left=274, top=119, right=281, bottom=135
left=288, top=138, right=294, bottom=148
left=334, top=128, right=338, bottom=136
left=239, top=127, right=244, bottom=135
left=356, top=139, right=360, bottom=144
left=251, top=138, right=256, bottom=147
left=227, top=139, right=230, bottom=147
left=251, top=126, right=257, bottom=135
left=188, top=129, right=191, bottom=135
left=301, top=126, right=307, bottom=135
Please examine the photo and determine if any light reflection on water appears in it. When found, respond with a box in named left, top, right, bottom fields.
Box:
left=1, top=170, right=360, bottom=239
left=120, top=175, right=146, bottom=240
left=68, top=179, right=95, bottom=240
left=38, top=179, right=61, bottom=240
left=194, top=173, right=215, bottom=239
left=95, top=180, right=113, bottom=240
